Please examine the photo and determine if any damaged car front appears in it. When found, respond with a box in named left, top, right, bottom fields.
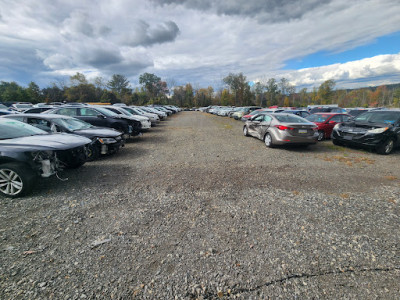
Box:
left=332, top=110, right=400, bottom=155
left=0, top=119, right=91, bottom=197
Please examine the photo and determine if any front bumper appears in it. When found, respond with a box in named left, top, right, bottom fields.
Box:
left=332, top=130, right=387, bottom=148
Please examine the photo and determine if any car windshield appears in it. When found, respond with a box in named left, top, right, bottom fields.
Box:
left=95, top=107, right=118, bottom=117
left=15, top=104, right=33, bottom=108
left=0, top=104, right=8, bottom=109
left=56, top=118, right=93, bottom=131
left=306, top=114, right=330, bottom=122
left=133, top=108, right=146, bottom=114
left=354, top=111, right=400, bottom=124
left=275, top=114, right=309, bottom=123
left=0, top=119, right=46, bottom=139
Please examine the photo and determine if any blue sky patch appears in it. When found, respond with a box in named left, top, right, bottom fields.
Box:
left=284, top=31, right=400, bottom=70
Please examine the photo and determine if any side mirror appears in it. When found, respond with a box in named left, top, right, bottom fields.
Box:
left=97, top=114, right=106, bottom=119
left=328, top=121, right=336, bottom=124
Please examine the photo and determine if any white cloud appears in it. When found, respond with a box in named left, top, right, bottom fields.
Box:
left=0, top=0, right=399, bottom=88
left=273, top=53, right=400, bottom=89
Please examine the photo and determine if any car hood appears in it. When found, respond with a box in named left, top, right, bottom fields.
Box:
left=72, top=128, right=121, bottom=138
left=0, top=133, right=91, bottom=151
left=337, top=121, right=394, bottom=134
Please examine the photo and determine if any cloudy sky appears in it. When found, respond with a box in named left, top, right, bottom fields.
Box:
left=1, top=0, right=400, bottom=91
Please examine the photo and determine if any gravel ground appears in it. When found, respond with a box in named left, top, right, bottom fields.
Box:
left=1, top=111, right=399, bottom=299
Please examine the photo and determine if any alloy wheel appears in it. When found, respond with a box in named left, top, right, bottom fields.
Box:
left=0, top=169, right=24, bottom=196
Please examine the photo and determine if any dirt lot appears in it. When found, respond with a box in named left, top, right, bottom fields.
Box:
left=1, top=111, right=399, bottom=299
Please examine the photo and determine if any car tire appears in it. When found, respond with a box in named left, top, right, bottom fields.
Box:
left=264, top=133, right=274, bottom=148
left=317, top=130, right=325, bottom=141
left=0, top=163, right=36, bottom=198
left=243, top=126, right=249, bottom=136
left=332, top=139, right=343, bottom=146
left=376, top=138, right=395, bottom=155
left=87, top=144, right=100, bottom=161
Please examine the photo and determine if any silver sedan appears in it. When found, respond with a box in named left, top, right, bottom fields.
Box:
left=243, top=113, right=318, bottom=147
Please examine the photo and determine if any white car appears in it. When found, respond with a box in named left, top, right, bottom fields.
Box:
left=123, top=106, right=160, bottom=125
left=99, top=106, right=152, bottom=130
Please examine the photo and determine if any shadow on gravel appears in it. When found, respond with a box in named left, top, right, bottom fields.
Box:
left=23, top=163, right=135, bottom=197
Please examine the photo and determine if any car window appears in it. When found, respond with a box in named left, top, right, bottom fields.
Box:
left=27, top=118, right=51, bottom=131
left=253, top=114, right=264, bottom=121
left=55, top=108, right=78, bottom=116
left=342, top=115, right=352, bottom=122
left=329, top=115, right=342, bottom=122
left=79, top=108, right=100, bottom=116
left=0, top=119, right=46, bottom=139
left=306, top=114, right=330, bottom=122
left=263, top=115, right=272, bottom=122
left=275, top=114, right=309, bottom=123
left=354, top=111, right=400, bottom=124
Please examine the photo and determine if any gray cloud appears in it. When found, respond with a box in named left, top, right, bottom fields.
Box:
left=151, top=0, right=332, bottom=22
left=123, top=20, right=180, bottom=47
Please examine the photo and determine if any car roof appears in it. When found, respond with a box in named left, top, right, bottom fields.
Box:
left=6, top=113, right=74, bottom=120
left=312, top=112, right=346, bottom=115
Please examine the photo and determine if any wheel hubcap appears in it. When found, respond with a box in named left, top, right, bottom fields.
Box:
left=265, top=135, right=271, bottom=146
left=385, top=140, right=394, bottom=153
left=0, top=169, right=23, bottom=195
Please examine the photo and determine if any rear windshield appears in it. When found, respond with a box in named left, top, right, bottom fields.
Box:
left=0, top=119, right=46, bottom=139
left=275, top=114, right=309, bottom=123
left=354, top=111, right=400, bottom=125
left=306, top=114, right=330, bottom=122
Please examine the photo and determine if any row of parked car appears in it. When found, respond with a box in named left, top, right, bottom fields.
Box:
left=203, top=105, right=400, bottom=155
left=0, top=103, right=181, bottom=198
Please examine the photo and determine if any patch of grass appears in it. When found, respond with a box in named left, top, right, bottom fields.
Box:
left=384, top=175, right=398, bottom=181
left=321, top=155, right=375, bottom=166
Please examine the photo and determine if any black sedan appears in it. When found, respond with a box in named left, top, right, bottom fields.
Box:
left=45, top=106, right=141, bottom=139
left=3, top=114, right=124, bottom=160
left=0, top=119, right=91, bottom=197
left=332, top=110, right=400, bottom=155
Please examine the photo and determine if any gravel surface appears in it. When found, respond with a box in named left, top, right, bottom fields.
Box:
left=1, top=111, right=399, bottom=299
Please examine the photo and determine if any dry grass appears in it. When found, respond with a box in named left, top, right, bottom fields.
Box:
left=321, top=155, right=375, bottom=166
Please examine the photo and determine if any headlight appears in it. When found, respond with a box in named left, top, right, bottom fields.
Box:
left=333, top=123, right=341, bottom=130
left=367, top=127, right=388, bottom=134
left=98, top=137, right=117, bottom=144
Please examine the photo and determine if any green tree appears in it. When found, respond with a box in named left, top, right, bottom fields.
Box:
left=26, top=81, right=43, bottom=104
left=65, top=73, right=96, bottom=102
left=0, top=81, right=27, bottom=103
left=265, top=78, right=278, bottom=106
left=42, top=83, right=66, bottom=103
left=318, top=79, right=336, bottom=104
left=108, top=74, right=131, bottom=95
left=139, top=73, right=162, bottom=99
left=223, top=73, right=248, bottom=106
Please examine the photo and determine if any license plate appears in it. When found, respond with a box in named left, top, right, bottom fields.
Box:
left=298, top=129, right=307, bottom=134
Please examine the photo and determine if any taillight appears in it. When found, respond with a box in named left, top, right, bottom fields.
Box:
left=275, top=125, right=294, bottom=130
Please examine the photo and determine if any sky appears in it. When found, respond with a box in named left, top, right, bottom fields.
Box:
left=0, top=0, right=400, bottom=91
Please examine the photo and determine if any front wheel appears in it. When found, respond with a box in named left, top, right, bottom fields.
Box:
left=317, top=130, right=325, bottom=141
left=264, top=133, right=274, bottom=148
left=243, top=126, right=249, bottom=136
left=332, top=139, right=343, bottom=146
left=376, top=138, right=395, bottom=155
left=0, top=163, right=36, bottom=198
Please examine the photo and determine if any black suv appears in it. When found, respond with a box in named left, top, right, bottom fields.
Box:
left=45, top=106, right=141, bottom=138
left=332, top=110, right=400, bottom=155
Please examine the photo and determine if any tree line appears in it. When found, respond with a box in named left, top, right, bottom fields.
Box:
left=1, top=72, right=399, bottom=108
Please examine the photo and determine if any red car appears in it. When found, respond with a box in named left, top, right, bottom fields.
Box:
left=305, top=113, right=352, bottom=141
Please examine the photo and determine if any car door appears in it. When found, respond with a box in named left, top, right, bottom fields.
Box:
left=78, top=107, right=106, bottom=127
left=247, top=114, right=264, bottom=136
left=326, top=115, right=342, bottom=136
left=258, top=115, right=272, bottom=139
